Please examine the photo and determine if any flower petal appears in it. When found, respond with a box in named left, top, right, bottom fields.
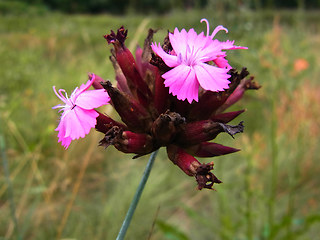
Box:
left=169, top=28, right=188, bottom=57
left=162, top=64, right=199, bottom=103
left=62, top=107, right=98, bottom=140
left=194, top=63, right=230, bottom=92
left=219, top=40, right=248, bottom=50
left=178, top=68, right=199, bottom=103
left=213, top=56, right=232, bottom=69
left=151, top=42, right=178, bottom=67
left=75, top=89, right=110, bottom=109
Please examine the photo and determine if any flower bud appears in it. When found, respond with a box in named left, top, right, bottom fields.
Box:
left=188, top=91, right=228, bottom=121
left=153, top=73, right=169, bottom=115
left=186, top=142, right=240, bottom=158
left=99, top=127, right=155, bottom=158
left=167, top=145, right=222, bottom=190
left=109, top=53, right=131, bottom=94
left=167, top=145, right=200, bottom=176
left=210, top=109, right=245, bottom=123
left=151, top=111, right=185, bottom=146
left=114, top=131, right=155, bottom=158
left=95, top=111, right=127, bottom=134
left=176, top=120, right=244, bottom=146
left=88, top=73, right=106, bottom=90
left=104, top=27, right=152, bottom=107
left=218, top=74, right=260, bottom=113
left=176, top=120, right=222, bottom=146
left=101, top=81, right=152, bottom=132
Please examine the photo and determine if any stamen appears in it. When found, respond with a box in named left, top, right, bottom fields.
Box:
left=59, top=89, right=69, bottom=101
left=71, top=87, right=78, bottom=97
left=200, top=18, right=210, bottom=37
left=53, top=86, right=67, bottom=103
left=210, top=25, right=228, bottom=39
left=200, top=18, right=228, bottom=39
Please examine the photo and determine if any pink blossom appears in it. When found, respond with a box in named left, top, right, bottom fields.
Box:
left=53, top=74, right=110, bottom=149
left=151, top=18, right=247, bottom=103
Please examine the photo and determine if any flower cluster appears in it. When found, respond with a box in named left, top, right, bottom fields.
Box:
left=53, top=19, right=260, bottom=190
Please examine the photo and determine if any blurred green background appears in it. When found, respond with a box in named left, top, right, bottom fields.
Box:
left=1, top=0, right=320, bottom=239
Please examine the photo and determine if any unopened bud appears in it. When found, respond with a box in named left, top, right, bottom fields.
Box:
left=101, top=81, right=152, bottom=132
left=186, top=142, right=240, bottom=158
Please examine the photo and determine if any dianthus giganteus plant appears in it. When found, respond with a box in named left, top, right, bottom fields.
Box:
left=53, top=19, right=259, bottom=239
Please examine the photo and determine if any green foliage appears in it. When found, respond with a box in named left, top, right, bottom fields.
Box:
left=1, top=9, right=320, bottom=240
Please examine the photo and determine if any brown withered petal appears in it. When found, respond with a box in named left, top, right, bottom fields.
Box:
left=151, top=110, right=185, bottom=146
left=218, top=121, right=244, bottom=139
left=99, top=126, right=122, bottom=148
left=104, top=26, right=127, bottom=46
left=195, top=162, right=222, bottom=190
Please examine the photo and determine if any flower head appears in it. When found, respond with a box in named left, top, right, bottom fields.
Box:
left=151, top=18, right=247, bottom=103
left=53, top=75, right=110, bottom=148
left=52, top=21, right=260, bottom=190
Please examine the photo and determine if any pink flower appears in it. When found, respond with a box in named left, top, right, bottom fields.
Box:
left=53, top=74, right=110, bottom=149
left=151, top=18, right=247, bottom=103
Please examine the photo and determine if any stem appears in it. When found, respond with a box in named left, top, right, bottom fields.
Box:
left=245, top=153, right=253, bottom=240
left=116, top=150, right=159, bottom=240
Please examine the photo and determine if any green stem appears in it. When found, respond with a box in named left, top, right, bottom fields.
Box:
left=1, top=133, right=22, bottom=240
left=245, top=153, right=253, bottom=240
left=116, top=150, right=159, bottom=240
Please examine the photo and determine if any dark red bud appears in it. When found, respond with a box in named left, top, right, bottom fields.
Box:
left=176, top=120, right=244, bottom=146
left=88, top=73, right=106, bottom=90
left=218, top=74, right=260, bottom=113
left=115, top=46, right=152, bottom=106
left=188, top=68, right=251, bottom=120
left=106, top=29, right=153, bottom=107
left=167, top=145, right=200, bottom=176
left=101, top=81, right=152, bottom=132
left=114, top=131, right=155, bottom=158
left=95, top=111, right=127, bottom=134
left=176, top=120, right=223, bottom=146
left=153, top=73, right=169, bottom=114
left=109, top=53, right=131, bottom=94
left=187, top=142, right=240, bottom=158
left=210, top=109, right=245, bottom=123
left=166, top=145, right=222, bottom=190
left=188, top=91, right=228, bottom=121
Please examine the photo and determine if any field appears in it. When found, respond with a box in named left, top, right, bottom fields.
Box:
left=1, top=7, right=320, bottom=240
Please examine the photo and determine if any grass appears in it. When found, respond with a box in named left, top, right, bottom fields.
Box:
left=1, top=7, right=320, bottom=240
